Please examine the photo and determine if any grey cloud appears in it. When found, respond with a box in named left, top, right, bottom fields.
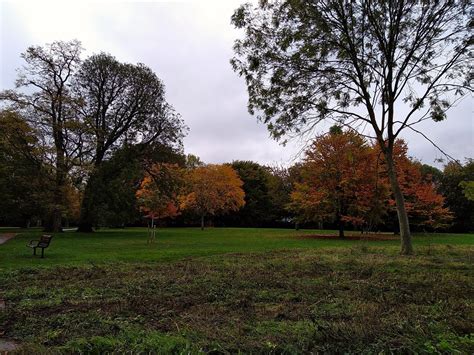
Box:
left=1, top=1, right=472, bottom=168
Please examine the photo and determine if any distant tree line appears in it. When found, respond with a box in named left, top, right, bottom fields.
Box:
left=1, top=95, right=473, bottom=234
left=0, top=110, right=472, bottom=233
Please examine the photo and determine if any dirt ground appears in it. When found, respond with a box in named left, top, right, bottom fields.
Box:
left=0, top=233, right=17, bottom=245
left=297, top=233, right=398, bottom=241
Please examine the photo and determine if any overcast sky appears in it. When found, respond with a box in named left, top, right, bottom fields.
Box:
left=1, top=0, right=472, bottom=167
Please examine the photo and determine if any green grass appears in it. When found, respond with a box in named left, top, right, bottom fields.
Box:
left=0, top=227, right=472, bottom=270
left=1, top=228, right=473, bottom=353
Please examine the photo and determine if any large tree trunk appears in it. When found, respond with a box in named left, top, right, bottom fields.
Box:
left=384, top=150, right=413, bottom=255
left=338, top=222, right=345, bottom=239
left=336, top=213, right=345, bottom=239
left=77, top=175, right=96, bottom=233
left=77, top=151, right=107, bottom=233
left=335, top=198, right=345, bottom=239
left=44, top=147, right=66, bottom=233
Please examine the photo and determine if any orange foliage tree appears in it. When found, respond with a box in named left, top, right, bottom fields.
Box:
left=289, top=128, right=387, bottom=238
left=290, top=128, right=452, bottom=236
left=380, top=141, right=453, bottom=230
left=136, top=163, right=184, bottom=227
left=180, top=164, right=245, bottom=230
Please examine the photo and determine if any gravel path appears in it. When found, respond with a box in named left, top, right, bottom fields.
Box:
left=0, top=233, right=17, bottom=245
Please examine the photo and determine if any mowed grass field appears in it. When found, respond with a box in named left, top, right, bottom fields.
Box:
left=0, top=228, right=473, bottom=353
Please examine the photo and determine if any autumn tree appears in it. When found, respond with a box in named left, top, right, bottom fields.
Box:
left=232, top=0, right=471, bottom=254
left=136, top=163, right=184, bottom=228
left=75, top=53, right=185, bottom=232
left=380, top=141, right=453, bottom=230
left=181, top=164, right=245, bottom=230
left=290, top=130, right=453, bottom=235
left=85, top=143, right=186, bottom=228
left=289, top=128, right=385, bottom=238
left=1, top=40, right=84, bottom=232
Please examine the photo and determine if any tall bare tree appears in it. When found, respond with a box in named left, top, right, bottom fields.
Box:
left=231, top=0, right=472, bottom=254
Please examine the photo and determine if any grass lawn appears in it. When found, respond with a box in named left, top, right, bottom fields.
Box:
left=1, top=227, right=473, bottom=353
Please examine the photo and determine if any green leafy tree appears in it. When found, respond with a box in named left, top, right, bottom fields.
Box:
left=225, top=161, right=274, bottom=227
left=459, top=181, right=474, bottom=202
left=420, top=164, right=443, bottom=188
left=217, top=162, right=293, bottom=228
left=75, top=53, right=186, bottom=232
left=232, top=0, right=471, bottom=254
left=0, top=110, right=54, bottom=227
left=266, top=165, right=294, bottom=226
left=185, top=154, right=204, bottom=169
left=439, top=160, right=474, bottom=232
left=1, top=40, right=84, bottom=232
left=86, top=143, right=185, bottom=228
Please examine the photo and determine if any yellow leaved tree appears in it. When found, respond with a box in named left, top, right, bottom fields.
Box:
left=181, top=164, right=245, bottom=230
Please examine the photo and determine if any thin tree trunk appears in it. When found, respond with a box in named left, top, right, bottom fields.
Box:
left=336, top=209, right=345, bottom=239
left=201, top=215, right=205, bottom=231
left=338, top=224, right=344, bottom=239
left=21, top=217, right=31, bottom=229
left=385, top=151, right=413, bottom=255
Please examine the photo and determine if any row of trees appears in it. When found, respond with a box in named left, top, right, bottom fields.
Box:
left=117, top=130, right=474, bottom=234
left=1, top=114, right=472, bottom=233
left=290, top=127, right=454, bottom=238
left=137, top=163, right=245, bottom=230
left=0, top=41, right=185, bottom=232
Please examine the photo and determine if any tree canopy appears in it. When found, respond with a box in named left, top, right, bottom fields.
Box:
left=290, top=128, right=385, bottom=237
left=75, top=52, right=185, bottom=232
left=232, top=0, right=472, bottom=254
left=181, top=164, right=246, bottom=230
left=290, top=129, right=453, bottom=235
left=0, top=41, right=186, bottom=232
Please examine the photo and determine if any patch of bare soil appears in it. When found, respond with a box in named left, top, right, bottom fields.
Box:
left=297, top=233, right=398, bottom=241
left=0, top=234, right=18, bottom=245
left=0, top=299, right=19, bottom=352
left=0, top=339, right=19, bottom=353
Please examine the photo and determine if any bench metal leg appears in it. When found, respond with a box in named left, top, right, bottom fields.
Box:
left=41, top=248, right=44, bottom=258
left=33, top=247, right=36, bottom=256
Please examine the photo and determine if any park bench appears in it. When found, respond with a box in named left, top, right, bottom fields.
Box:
left=27, top=235, right=53, bottom=258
